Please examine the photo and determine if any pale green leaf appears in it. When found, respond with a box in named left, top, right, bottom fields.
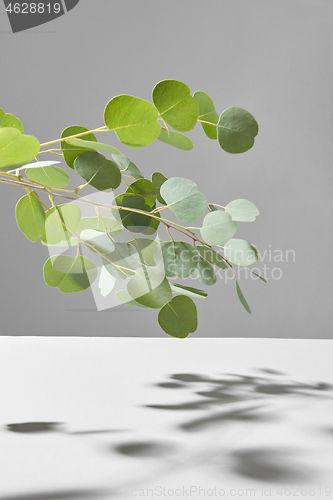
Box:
left=235, top=279, right=251, bottom=314
left=218, top=106, right=259, bottom=154
left=196, top=245, right=228, bottom=269
left=44, top=255, right=97, bottom=293
left=160, top=177, right=207, bottom=223
left=0, top=127, right=39, bottom=169
left=200, top=211, right=237, bottom=245
left=104, top=95, right=161, bottom=148
left=15, top=191, right=45, bottom=242
left=152, top=80, right=198, bottom=132
left=26, top=165, right=70, bottom=188
left=154, top=241, right=198, bottom=278
left=74, top=151, right=121, bottom=191
left=225, top=199, right=260, bottom=222
left=191, top=255, right=216, bottom=285
left=193, top=91, right=219, bottom=139
left=157, top=127, right=193, bottom=150
left=158, top=295, right=197, bottom=338
left=127, top=267, right=172, bottom=308
left=224, top=239, right=258, bottom=266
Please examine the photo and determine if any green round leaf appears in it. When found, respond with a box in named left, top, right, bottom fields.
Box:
left=158, top=295, right=197, bottom=338
left=126, top=179, right=157, bottom=206
left=40, top=204, right=81, bottom=245
left=80, top=229, right=115, bottom=254
left=15, top=191, right=45, bottom=242
left=193, top=91, right=219, bottom=140
left=196, top=245, right=228, bottom=269
left=77, top=217, right=122, bottom=237
left=170, top=283, right=207, bottom=300
left=152, top=172, right=167, bottom=205
left=74, top=151, right=121, bottom=191
left=160, top=177, right=207, bottom=223
left=61, top=126, right=97, bottom=169
left=102, top=242, right=141, bottom=280
left=104, top=95, right=161, bottom=148
left=0, top=128, right=39, bottom=169
left=224, top=239, right=258, bottom=266
left=26, top=165, right=70, bottom=188
left=157, top=127, right=193, bottom=151
left=200, top=211, right=237, bottom=246
left=127, top=267, right=172, bottom=308
left=152, top=80, right=198, bottom=132
left=44, top=255, right=97, bottom=293
left=112, top=153, right=144, bottom=179
left=191, top=255, right=216, bottom=285
left=65, top=138, right=121, bottom=156
left=99, top=266, right=116, bottom=297
left=154, top=241, right=198, bottom=278
left=112, top=193, right=156, bottom=233
left=0, top=109, right=24, bottom=133
left=217, top=106, right=259, bottom=154
left=224, top=199, right=260, bottom=222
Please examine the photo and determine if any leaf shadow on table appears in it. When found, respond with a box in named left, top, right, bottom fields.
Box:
left=5, top=422, right=125, bottom=436
left=0, top=488, right=113, bottom=500
left=140, top=368, right=333, bottom=484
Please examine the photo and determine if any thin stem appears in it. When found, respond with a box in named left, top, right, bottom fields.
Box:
left=40, top=126, right=108, bottom=148
left=38, top=150, right=64, bottom=157
left=0, top=176, right=215, bottom=252
left=166, top=225, right=174, bottom=241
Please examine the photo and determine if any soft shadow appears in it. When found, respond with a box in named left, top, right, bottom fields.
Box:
left=6, top=422, right=63, bottom=433
left=114, top=440, right=171, bottom=458
left=71, top=429, right=126, bottom=435
left=0, top=489, right=112, bottom=500
left=147, top=370, right=333, bottom=433
left=156, top=382, right=185, bottom=389
left=231, top=448, right=313, bottom=483
left=180, top=406, right=269, bottom=432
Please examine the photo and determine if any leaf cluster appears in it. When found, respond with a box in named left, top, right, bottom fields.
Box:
left=0, top=81, right=264, bottom=338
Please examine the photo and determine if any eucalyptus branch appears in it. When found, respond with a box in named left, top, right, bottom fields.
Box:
left=0, top=77, right=262, bottom=336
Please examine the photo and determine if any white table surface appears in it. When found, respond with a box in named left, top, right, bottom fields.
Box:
left=0, top=338, right=332, bottom=500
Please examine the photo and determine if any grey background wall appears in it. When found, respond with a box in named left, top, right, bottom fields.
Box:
left=0, top=0, right=332, bottom=337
